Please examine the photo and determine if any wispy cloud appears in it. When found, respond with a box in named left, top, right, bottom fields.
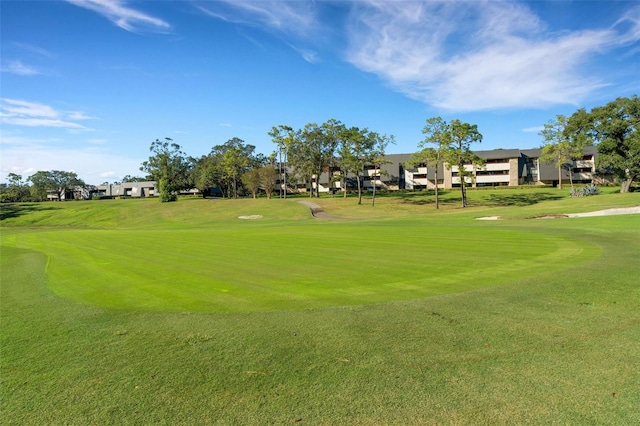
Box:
left=522, top=126, right=544, bottom=133
left=66, top=0, right=170, bottom=32
left=196, top=0, right=320, bottom=61
left=11, top=42, right=53, bottom=58
left=0, top=98, right=93, bottom=130
left=288, top=44, right=319, bottom=64
left=196, top=1, right=317, bottom=37
left=614, top=5, right=640, bottom=44
left=345, top=1, right=640, bottom=112
left=1, top=60, right=41, bottom=76
left=67, top=111, right=96, bottom=120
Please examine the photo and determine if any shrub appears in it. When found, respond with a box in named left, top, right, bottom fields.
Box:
left=160, top=190, right=177, bottom=202
left=570, top=184, right=600, bottom=198
left=581, top=183, right=600, bottom=197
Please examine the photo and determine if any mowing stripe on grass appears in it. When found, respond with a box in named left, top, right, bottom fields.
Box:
left=1, top=220, right=599, bottom=312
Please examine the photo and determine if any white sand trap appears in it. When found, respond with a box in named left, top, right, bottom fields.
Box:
left=238, top=215, right=263, bottom=220
left=476, top=216, right=501, bottom=220
left=477, top=206, right=640, bottom=221
left=566, top=206, right=640, bottom=218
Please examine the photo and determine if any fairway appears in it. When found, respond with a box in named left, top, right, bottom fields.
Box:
left=2, top=191, right=639, bottom=424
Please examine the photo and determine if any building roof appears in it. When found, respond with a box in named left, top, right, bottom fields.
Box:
left=474, top=149, right=522, bottom=160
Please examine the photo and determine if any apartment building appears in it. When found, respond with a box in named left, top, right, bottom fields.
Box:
left=286, top=146, right=598, bottom=194
left=402, top=146, right=598, bottom=190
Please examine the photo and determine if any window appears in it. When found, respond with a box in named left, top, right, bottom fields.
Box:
left=573, top=167, right=592, bottom=173
left=477, top=182, right=508, bottom=187
left=476, top=170, right=509, bottom=176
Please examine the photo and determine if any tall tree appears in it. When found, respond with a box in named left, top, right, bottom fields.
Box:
left=444, top=120, right=483, bottom=208
left=337, top=126, right=371, bottom=203
left=539, top=115, right=584, bottom=191
left=268, top=125, right=294, bottom=199
left=191, top=154, right=223, bottom=198
left=241, top=168, right=262, bottom=199
left=223, top=138, right=256, bottom=198
left=208, top=138, right=258, bottom=198
left=27, top=170, right=85, bottom=201
left=259, top=165, right=278, bottom=199
left=0, top=173, right=31, bottom=203
left=140, top=138, right=191, bottom=202
left=368, top=132, right=394, bottom=207
left=409, top=117, right=452, bottom=209
left=286, top=120, right=342, bottom=198
left=587, top=96, right=640, bottom=193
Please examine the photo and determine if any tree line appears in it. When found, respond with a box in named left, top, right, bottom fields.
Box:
left=1, top=96, right=637, bottom=204
left=140, top=119, right=395, bottom=205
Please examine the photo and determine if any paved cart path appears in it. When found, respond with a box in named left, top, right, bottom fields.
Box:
left=297, top=200, right=350, bottom=220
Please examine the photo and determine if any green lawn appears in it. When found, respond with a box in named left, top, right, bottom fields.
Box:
left=1, top=188, right=639, bottom=424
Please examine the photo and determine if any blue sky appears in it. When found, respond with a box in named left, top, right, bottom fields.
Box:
left=1, top=0, right=639, bottom=184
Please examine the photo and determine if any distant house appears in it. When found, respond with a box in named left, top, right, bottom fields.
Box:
left=47, top=185, right=96, bottom=201
left=95, top=181, right=158, bottom=198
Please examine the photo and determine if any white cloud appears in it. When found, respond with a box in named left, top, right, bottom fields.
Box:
left=11, top=42, right=53, bottom=58
left=1, top=98, right=58, bottom=118
left=197, top=0, right=320, bottom=62
left=66, top=0, right=170, bottom=32
left=344, top=1, right=639, bottom=112
left=0, top=98, right=94, bottom=130
left=1, top=60, right=40, bottom=76
left=2, top=117, right=88, bottom=129
left=67, top=111, right=97, bottom=120
left=614, top=5, right=640, bottom=44
left=100, top=171, right=119, bottom=179
left=522, top=126, right=544, bottom=133
left=197, top=1, right=317, bottom=37
left=288, top=44, right=319, bottom=64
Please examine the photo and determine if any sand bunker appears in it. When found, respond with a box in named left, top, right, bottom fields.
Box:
left=565, top=206, right=640, bottom=218
left=475, top=206, right=640, bottom=220
left=238, top=215, right=263, bottom=220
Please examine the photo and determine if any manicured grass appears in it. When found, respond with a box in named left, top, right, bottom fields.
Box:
left=1, top=189, right=639, bottom=424
left=0, top=218, right=594, bottom=312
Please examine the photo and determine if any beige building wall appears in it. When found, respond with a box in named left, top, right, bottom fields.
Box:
left=509, top=158, right=520, bottom=186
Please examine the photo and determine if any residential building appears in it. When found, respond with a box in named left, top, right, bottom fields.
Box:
left=95, top=181, right=158, bottom=198
left=402, top=146, right=598, bottom=190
